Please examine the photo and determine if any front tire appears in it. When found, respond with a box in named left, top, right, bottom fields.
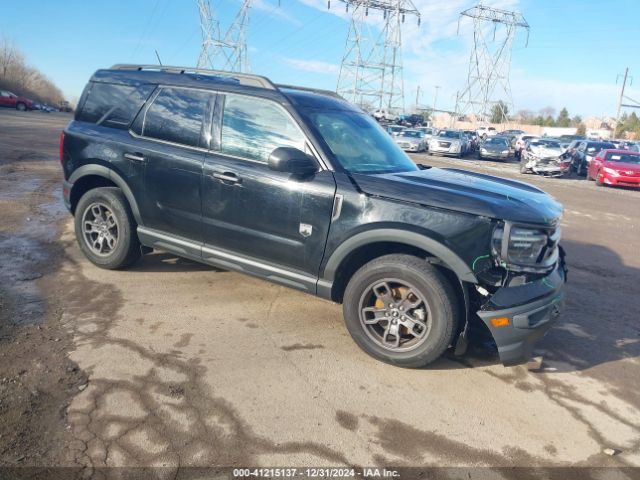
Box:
left=74, top=187, right=141, bottom=269
left=343, top=254, right=460, bottom=368
left=595, top=171, right=604, bottom=186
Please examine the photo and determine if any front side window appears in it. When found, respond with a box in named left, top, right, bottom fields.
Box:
left=220, top=94, right=306, bottom=163
left=143, top=88, right=211, bottom=148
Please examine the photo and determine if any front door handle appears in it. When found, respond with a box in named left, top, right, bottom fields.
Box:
left=124, top=152, right=146, bottom=163
left=211, top=172, right=241, bottom=184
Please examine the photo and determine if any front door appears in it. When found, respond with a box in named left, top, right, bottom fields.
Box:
left=201, top=92, right=336, bottom=280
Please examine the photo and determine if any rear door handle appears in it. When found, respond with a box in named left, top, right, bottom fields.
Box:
left=211, top=172, right=241, bottom=184
left=124, top=152, right=146, bottom=163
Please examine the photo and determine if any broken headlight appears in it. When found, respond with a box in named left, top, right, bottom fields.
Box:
left=492, top=223, right=560, bottom=272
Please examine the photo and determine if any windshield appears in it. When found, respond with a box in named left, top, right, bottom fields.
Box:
left=606, top=153, right=640, bottom=164
left=389, top=126, right=404, bottom=132
left=306, top=110, right=418, bottom=174
left=401, top=131, right=422, bottom=138
left=537, top=140, right=561, bottom=148
left=486, top=138, right=508, bottom=146
left=438, top=130, right=460, bottom=139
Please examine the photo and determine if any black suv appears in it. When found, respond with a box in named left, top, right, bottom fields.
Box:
left=61, top=65, right=567, bottom=368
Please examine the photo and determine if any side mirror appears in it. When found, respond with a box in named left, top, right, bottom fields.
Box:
left=268, top=147, right=318, bottom=176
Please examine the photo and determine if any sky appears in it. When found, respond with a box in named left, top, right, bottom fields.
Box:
left=2, top=0, right=639, bottom=117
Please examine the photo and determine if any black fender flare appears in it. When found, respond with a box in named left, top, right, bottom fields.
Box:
left=68, top=165, right=143, bottom=225
left=319, top=229, right=478, bottom=292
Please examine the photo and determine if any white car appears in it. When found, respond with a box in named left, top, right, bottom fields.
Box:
left=373, top=109, right=398, bottom=122
left=476, top=126, right=498, bottom=139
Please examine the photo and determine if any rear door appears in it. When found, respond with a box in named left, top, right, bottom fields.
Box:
left=130, top=86, right=215, bottom=242
left=201, top=92, right=336, bottom=282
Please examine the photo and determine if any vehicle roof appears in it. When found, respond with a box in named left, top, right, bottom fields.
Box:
left=90, top=66, right=359, bottom=113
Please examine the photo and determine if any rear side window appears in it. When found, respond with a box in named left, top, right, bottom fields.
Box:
left=77, top=82, right=154, bottom=129
left=142, top=88, right=211, bottom=148
left=220, top=93, right=306, bottom=163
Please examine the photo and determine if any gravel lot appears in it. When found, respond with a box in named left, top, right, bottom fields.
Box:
left=0, top=110, right=639, bottom=477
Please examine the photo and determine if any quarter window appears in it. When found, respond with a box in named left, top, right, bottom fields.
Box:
left=143, top=88, right=211, bottom=148
left=220, top=94, right=306, bottom=162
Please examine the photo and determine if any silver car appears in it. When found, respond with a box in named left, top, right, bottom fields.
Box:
left=394, top=129, right=426, bottom=152
left=428, top=129, right=465, bottom=157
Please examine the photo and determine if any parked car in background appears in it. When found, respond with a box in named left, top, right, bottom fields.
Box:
left=520, top=138, right=569, bottom=177
left=394, top=129, right=426, bottom=152
left=570, top=140, right=616, bottom=176
left=386, top=125, right=405, bottom=137
left=478, top=136, right=511, bottom=160
left=476, top=126, right=497, bottom=139
left=398, top=113, right=424, bottom=127
left=586, top=149, right=640, bottom=187
left=559, top=135, right=585, bottom=143
left=618, top=141, right=639, bottom=152
left=429, top=130, right=466, bottom=157
left=0, top=90, right=35, bottom=111
left=373, top=109, right=398, bottom=122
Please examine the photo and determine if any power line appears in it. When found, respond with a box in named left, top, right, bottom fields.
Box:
left=197, top=0, right=252, bottom=72
left=334, top=0, right=421, bottom=113
left=454, top=3, right=529, bottom=125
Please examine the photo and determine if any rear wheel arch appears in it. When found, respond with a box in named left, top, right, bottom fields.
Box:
left=321, top=230, right=477, bottom=304
left=69, top=166, right=143, bottom=225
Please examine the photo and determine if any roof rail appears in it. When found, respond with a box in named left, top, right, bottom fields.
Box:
left=277, top=84, right=344, bottom=100
left=110, top=64, right=277, bottom=90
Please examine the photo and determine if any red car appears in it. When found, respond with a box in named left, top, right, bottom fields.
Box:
left=0, top=89, right=35, bottom=111
left=587, top=149, right=640, bottom=187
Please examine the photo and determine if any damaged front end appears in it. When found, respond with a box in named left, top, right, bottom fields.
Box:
left=462, top=221, right=567, bottom=366
left=523, top=153, right=570, bottom=177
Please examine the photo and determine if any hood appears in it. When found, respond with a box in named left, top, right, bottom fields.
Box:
left=396, top=136, right=422, bottom=144
left=529, top=146, right=562, bottom=158
left=351, top=167, right=563, bottom=225
left=432, top=136, right=460, bottom=143
left=482, top=143, right=509, bottom=152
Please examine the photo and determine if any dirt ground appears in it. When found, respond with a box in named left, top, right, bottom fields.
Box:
left=0, top=110, right=639, bottom=478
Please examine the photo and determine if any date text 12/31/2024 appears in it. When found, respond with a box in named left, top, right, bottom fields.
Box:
left=233, top=468, right=400, bottom=478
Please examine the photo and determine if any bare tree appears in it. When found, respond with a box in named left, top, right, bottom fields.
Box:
left=0, top=37, right=65, bottom=106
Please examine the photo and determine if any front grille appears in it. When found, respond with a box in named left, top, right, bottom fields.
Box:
left=439, top=141, right=451, bottom=148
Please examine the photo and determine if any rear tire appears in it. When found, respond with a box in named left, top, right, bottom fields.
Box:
left=74, top=187, right=141, bottom=269
left=16, top=102, right=26, bottom=111
left=343, top=254, right=460, bottom=368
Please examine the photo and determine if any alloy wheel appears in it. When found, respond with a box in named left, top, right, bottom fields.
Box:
left=81, top=202, right=119, bottom=256
left=358, top=278, right=432, bottom=352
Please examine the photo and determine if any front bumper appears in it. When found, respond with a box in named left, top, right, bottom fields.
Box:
left=476, top=257, right=567, bottom=366
left=603, top=174, right=640, bottom=187
left=479, top=151, right=509, bottom=159
left=430, top=144, right=461, bottom=155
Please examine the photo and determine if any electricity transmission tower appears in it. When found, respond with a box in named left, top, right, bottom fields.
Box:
left=197, top=0, right=251, bottom=72
left=454, top=3, right=529, bottom=125
left=335, top=0, right=421, bottom=113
